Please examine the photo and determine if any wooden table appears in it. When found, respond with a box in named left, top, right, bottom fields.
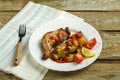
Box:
left=0, top=0, right=120, bottom=80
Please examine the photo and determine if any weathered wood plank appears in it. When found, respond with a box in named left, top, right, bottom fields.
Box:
left=0, top=12, right=16, bottom=29
left=0, top=12, right=120, bottom=30
left=0, top=0, right=120, bottom=11
left=0, top=71, right=21, bottom=80
left=44, top=62, right=120, bottom=80
left=70, top=12, right=120, bottom=30
left=99, top=31, right=120, bottom=59
left=0, top=62, right=120, bottom=80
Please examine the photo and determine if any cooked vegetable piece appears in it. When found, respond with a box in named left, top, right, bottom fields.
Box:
left=63, top=56, right=69, bottom=62
left=78, top=37, right=87, bottom=47
left=73, top=39, right=79, bottom=46
left=57, top=49, right=66, bottom=59
left=55, top=60, right=63, bottom=63
left=56, top=44, right=66, bottom=50
left=68, top=46, right=77, bottom=52
left=74, top=53, right=84, bottom=63
left=86, top=38, right=97, bottom=49
left=77, top=49, right=81, bottom=53
left=75, top=32, right=82, bottom=38
left=52, top=54, right=60, bottom=60
left=68, top=54, right=74, bottom=62
left=72, top=32, right=82, bottom=38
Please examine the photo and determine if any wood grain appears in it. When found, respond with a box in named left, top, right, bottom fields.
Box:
left=0, top=71, right=21, bottom=80
left=0, top=0, right=120, bottom=11
left=0, top=12, right=120, bottom=30
left=44, top=62, right=120, bottom=80
left=14, top=42, right=22, bottom=66
left=0, top=12, right=16, bottom=29
left=99, top=31, right=120, bottom=59
left=70, top=12, right=120, bottom=30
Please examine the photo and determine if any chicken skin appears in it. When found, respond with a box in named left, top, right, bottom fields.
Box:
left=41, top=27, right=70, bottom=60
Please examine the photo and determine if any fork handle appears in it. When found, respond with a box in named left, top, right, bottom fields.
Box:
left=14, top=42, right=22, bottom=66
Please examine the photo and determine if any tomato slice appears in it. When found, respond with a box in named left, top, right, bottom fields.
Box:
left=55, top=60, right=63, bottom=63
left=74, top=32, right=82, bottom=38
left=74, top=53, right=84, bottom=63
left=71, top=32, right=82, bottom=39
left=63, top=56, right=69, bottom=62
left=86, top=38, right=97, bottom=49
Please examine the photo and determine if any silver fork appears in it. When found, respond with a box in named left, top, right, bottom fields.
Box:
left=14, top=24, right=26, bottom=66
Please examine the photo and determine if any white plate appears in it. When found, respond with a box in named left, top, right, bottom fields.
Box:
left=29, top=13, right=102, bottom=71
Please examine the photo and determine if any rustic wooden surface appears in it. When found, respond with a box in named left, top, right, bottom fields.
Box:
left=0, top=0, right=120, bottom=80
left=0, top=0, right=120, bottom=11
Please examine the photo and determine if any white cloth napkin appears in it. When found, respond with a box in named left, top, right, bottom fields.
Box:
left=9, top=52, right=48, bottom=80
left=0, top=1, right=83, bottom=80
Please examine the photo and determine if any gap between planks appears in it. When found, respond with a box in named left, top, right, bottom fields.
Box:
left=96, top=59, right=120, bottom=63
left=0, top=10, right=120, bottom=12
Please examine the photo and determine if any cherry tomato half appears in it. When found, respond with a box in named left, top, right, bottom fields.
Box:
left=74, top=53, right=84, bottom=63
left=86, top=38, right=97, bottom=49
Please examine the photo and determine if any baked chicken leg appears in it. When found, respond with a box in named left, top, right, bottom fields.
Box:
left=41, top=27, right=70, bottom=60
